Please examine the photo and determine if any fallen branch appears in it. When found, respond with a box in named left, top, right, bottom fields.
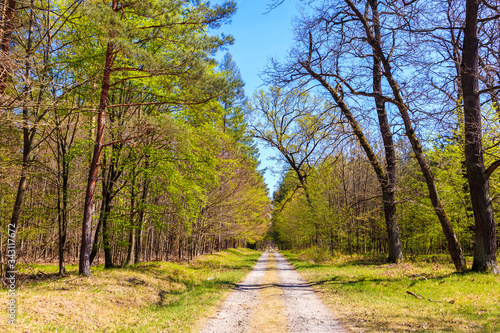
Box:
left=406, top=290, right=424, bottom=299
left=407, top=290, right=453, bottom=303
left=64, top=277, right=83, bottom=283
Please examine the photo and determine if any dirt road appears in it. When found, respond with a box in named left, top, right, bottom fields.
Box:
left=200, top=251, right=347, bottom=333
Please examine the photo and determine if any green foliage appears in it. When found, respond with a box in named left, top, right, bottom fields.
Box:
left=297, top=246, right=334, bottom=263
left=270, top=134, right=487, bottom=258
left=0, top=0, right=269, bottom=271
left=218, top=52, right=247, bottom=141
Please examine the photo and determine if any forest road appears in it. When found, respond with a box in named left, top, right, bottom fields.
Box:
left=200, top=250, right=347, bottom=333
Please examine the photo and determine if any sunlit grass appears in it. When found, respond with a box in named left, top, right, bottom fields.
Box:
left=283, top=251, right=500, bottom=332
left=0, top=248, right=261, bottom=332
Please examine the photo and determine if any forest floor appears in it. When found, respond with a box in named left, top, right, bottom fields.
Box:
left=284, top=251, right=500, bottom=332
left=0, top=248, right=261, bottom=332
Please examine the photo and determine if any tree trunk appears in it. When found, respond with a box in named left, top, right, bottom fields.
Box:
left=102, top=194, right=114, bottom=268
left=134, top=176, right=149, bottom=264
left=55, top=110, right=78, bottom=275
left=57, top=155, right=70, bottom=275
left=88, top=183, right=115, bottom=268
left=369, top=0, right=402, bottom=263
left=89, top=157, right=118, bottom=268
left=0, top=0, right=17, bottom=96
left=89, top=211, right=103, bottom=265
left=9, top=0, right=34, bottom=240
left=303, top=60, right=402, bottom=262
left=79, top=41, right=115, bottom=276
left=300, top=181, right=320, bottom=246
left=461, top=0, right=499, bottom=274
left=125, top=170, right=137, bottom=266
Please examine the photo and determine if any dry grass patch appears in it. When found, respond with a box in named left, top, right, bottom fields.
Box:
left=0, top=249, right=261, bottom=332
left=283, top=252, right=500, bottom=333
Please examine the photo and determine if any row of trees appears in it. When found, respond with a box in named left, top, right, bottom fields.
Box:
left=269, top=131, right=498, bottom=259
left=255, top=0, right=499, bottom=273
left=0, top=1, right=270, bottom=277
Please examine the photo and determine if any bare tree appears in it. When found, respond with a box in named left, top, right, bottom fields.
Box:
left=250, top=86, right=344, bottom=243
left=267, top=1, right=404, bottom=262
left=78, top=0, right=236, bottom=276
left=268, top=0, right=468, bottom=268
left=342, top=0, right=466, bottom=271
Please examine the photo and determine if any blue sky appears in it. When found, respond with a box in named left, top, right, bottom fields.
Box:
left=216, top=0, right=300, bottom=195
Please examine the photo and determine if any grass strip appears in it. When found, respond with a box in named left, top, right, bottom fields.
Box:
left=282, top=251, right=500, bottom=333
left=0, top=248, right=261, bottom=332
left=246, top=251, right=287, bottom=333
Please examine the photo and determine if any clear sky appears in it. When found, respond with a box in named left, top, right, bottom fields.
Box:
left=216, top=0, right=300, bottom=196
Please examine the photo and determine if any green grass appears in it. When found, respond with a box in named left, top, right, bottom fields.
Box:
left=283, top=251, right=500, bottom=332
left=0, top=248, right=262, bottom=332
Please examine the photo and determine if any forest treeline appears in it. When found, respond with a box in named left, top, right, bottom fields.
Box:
left=253, top=0, right=499, bottom=273
left=0, top=0, right=269, bottom=277
left=1, top=0, right=499, bottom=279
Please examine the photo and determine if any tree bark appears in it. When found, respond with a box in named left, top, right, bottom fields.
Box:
left=369, top=0, right=402, bottom=263
left=461, top=0, right=499, bottom=274
left=0, top=0, right=17, bottom=97
left=79, top=41, right=115, bottom=276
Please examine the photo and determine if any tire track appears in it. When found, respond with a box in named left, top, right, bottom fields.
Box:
left=274, top=251, right=347, bottom=332
left=200, top=251, right=269, bottom=333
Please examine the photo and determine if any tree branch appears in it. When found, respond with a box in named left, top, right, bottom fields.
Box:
left=485, top=160, right=500, bottom=179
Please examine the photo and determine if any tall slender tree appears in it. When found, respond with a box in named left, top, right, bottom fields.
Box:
left=461, top=0, right=499, bottom=274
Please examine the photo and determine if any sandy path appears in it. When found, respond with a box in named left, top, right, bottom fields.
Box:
left=200, top=251, right=347, bottom=333
left=274, top=251, right=346, bottom=332
left=200, top=251, right=269, bottom=333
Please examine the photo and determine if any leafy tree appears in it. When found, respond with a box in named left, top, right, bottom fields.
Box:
left=74, top=0, right=236, bottom=276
